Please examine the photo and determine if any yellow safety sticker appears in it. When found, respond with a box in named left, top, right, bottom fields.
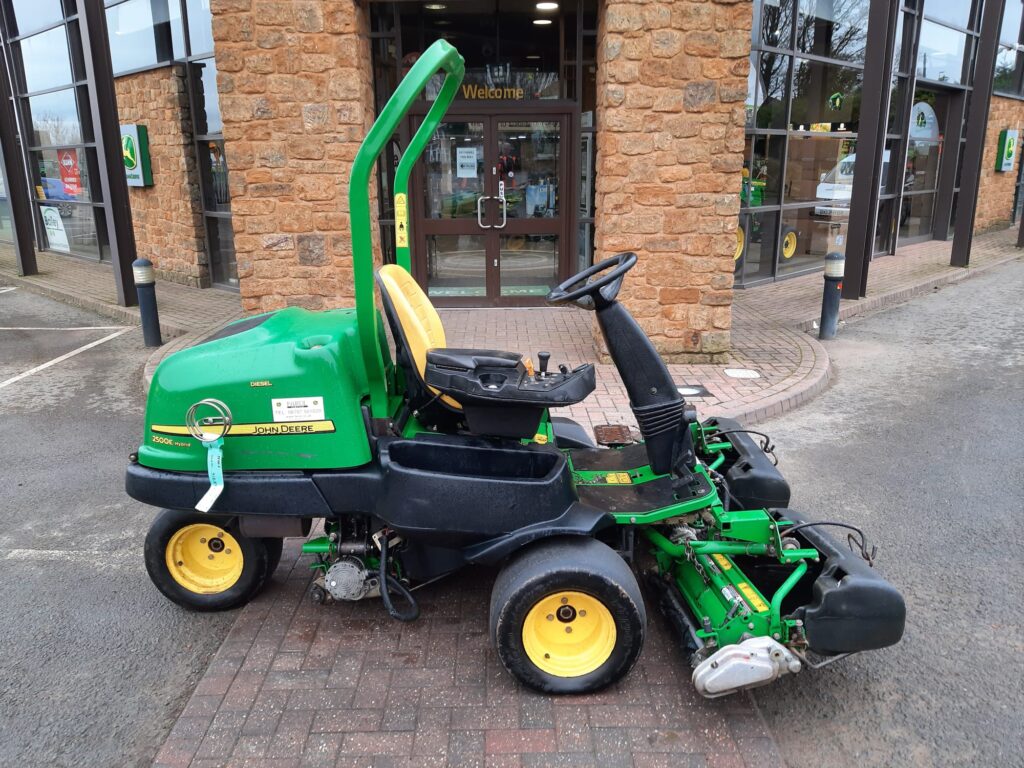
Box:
left=152, top=420, right=336, bottom=438
left=712, top=553, right=732, bottom=571
left=736, top=581, right=769, bottom=613
left=395, top=192, right=409, bottom=248
left=605, top=472, right=632, bottom=485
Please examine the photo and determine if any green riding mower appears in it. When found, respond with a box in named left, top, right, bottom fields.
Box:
left=127, top=41, right=904, bottom=697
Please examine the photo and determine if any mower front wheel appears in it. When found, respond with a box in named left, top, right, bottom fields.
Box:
left=490, top=537, right=646, bottom=694
left=144, top=509, right=270, bottom=611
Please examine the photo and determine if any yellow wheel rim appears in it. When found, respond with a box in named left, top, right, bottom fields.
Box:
left=522, top=591, right=617, bottom=678
left=735, top=226, right=745, bottom=261
left=782, top=230, right=798, bottom=259
left=165, top=524, right=243, bottom=594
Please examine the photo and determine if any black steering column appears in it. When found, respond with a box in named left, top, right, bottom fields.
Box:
left=547, top=253, right=696, bottom=475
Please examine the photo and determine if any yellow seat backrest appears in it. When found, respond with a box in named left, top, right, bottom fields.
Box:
left=376, top=264, right=461, bottom=409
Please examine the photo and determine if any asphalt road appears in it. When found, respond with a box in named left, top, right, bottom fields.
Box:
left=0, top=288, right=235, bottom=768
left=750, top=260, right=1024, bottom=767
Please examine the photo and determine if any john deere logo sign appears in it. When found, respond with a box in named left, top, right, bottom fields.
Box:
left=122, top=134, right=138, bottom=170
left=997, top=129, right=1019, bottom=173
left=119, top=124, right=152, bottom=187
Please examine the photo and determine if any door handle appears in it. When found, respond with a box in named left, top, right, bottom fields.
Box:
left=476, top=196, right=492, bottom=229
left=494, top=195, right=507, bottom=229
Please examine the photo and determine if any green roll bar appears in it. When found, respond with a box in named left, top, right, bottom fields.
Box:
left=349, top=39, right=466, bottom=417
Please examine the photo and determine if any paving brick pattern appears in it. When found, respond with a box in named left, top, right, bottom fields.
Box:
left=154, top=539, right=781, bottom=768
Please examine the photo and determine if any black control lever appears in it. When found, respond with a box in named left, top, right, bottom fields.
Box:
left=559, top=364, right=569, bottom=375
left=538, top=351, right=551, bottom=377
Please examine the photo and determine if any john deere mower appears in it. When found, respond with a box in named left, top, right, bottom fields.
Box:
left=127, top=41, right=904, bottom=697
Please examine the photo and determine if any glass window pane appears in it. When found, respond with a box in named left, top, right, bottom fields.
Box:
left=32, top=148, right=92, bottom=203
left=198, top=140, right=230, bottom=213
left=208, top=216, right=238, bottom=287
left=20, top=26, right=73, bottom=94
left=790, top=58, right=863, bottom=131
left=882, top=137, right=904, bottom=194
left=424, top=121, right=484, bottom=220
left=1001, top=0, right=1023, bottom=45
left=752, top=52, right=790, bottom=129
left=925, top=3, right=970, bottom=30
left=905, top=140, right=942, bottom=192
left=916, top=20, right=967, bottom=84
left=186, top=0, right=214, bottom=56
left=500, top=235, right=557, bottom=298
left=577, top=222, right=593, bottom=273
left=778, top=206, right=847, bottom=276
left=737, top=209, right=777, bottom=282
left=497, top=121, right=559, bottom=219
left=192, top=58, right=222, bottom=135
left=899, top=193, right=935, bottom=239
left=8, top=0, right=63, bottom=36
left=994, top=45, right=1021, bottom=94
left=796, top=0, right=869, bottom=63
left=785, top=135, right=857, bottom=206
left=38, top=201, right=101, bottom=258
left=887, top=76, right=906, bottom=134
left=761, top=0, right=794, bottom=47
left=25, top=88, right=82, bottom=146
left=427, top=234, right=487, bottom=298
left=745, top=134, right=785, bottom=205
left=106, top=0, right=182, bottom=74
left=0, top=156, right=14, bottom=246
left=873, top=197, right=896, bottom=254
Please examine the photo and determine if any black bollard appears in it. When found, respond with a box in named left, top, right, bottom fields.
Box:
left=133, top=258, right=163, bottom=347
left=818, top=251, right=845, bottom=340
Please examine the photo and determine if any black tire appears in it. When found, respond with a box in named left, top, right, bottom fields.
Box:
left=263, top=537, right=284, bottom=577
left=489, top=537, right=646, bottom=694
left=144, top=509, right=269, bottom=612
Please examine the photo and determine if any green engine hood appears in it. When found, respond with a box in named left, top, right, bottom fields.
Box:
left=139, top=307, right=379, bottom=472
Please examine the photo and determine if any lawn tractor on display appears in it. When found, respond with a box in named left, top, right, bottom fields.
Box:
left=127, top=41, right=904, bottom=698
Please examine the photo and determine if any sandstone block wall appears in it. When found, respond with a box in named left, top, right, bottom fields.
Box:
left=210, top=0, right=379, bottom=314
left=975, top=94, right=1024, bottom=233
left=593, top=0, right=751, bottom=362
left=114, top=66, right=207, bottom=286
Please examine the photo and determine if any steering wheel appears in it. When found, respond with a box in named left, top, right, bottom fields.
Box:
left=546, top=252, right=638, bottom=310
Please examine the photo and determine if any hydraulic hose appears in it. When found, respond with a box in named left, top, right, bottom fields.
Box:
left=379, top=534, right=419, bottom=622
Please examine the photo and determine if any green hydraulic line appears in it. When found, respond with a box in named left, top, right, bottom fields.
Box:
left=349, top=40, right=466, bottom=417
left=707, top=453, right=725, bottom=472
left=642, top=527, right=768, bottom=558
left=689, top=540, right=769, bottom=556
left=769, top=559, right=807, bottom=636
left=704, top=442, right=732, bottom=452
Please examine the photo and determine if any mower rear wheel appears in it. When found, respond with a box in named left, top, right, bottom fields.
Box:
left=490, top=537, right=646, bottom=694
left=145, top=509, right=270, bottom=611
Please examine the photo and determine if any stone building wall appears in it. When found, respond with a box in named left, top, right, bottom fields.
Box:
left=592, top=0, right=751, bottom=362
left=210, top=0, right=379, bottom=314
left=114, top=66, right=207, bottom=286
left=975, top=95, right=1024, bottom=233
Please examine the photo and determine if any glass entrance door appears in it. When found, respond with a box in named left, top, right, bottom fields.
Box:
left=415, top=114, right=568, bottom=305
left=898, top=88, right=948, bottom=243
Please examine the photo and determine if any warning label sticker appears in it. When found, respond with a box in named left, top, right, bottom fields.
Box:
left=736, top=581, right=769, bottom=613
left=395, top=192, right=408, bottom=248
left=272, top=396, right=325, bottom=423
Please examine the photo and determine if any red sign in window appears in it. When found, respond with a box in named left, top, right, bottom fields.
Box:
left=57, top=149, right=81, bottom=197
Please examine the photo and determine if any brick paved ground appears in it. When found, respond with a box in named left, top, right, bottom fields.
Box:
left=154, top=538, right=779, bottom=768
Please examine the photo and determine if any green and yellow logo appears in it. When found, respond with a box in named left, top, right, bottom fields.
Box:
left=1006, top=137, right=1016, bottom=161
left=122, top=134, right=138, bottom=170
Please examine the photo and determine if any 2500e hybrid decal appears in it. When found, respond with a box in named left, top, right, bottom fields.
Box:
left=151, top=420, right=336, bottom=438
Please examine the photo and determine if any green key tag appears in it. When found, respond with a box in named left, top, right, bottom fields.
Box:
left=195, top=436, right=225, bottom=513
